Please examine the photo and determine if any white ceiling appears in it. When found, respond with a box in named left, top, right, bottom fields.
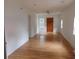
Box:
left=20, top=0, right=74, bottom=13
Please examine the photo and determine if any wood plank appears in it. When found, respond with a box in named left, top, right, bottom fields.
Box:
left=8, top=33, right=74, bottom=59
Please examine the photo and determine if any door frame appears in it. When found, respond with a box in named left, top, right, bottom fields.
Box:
left=46, top=17, right=54, bottom=32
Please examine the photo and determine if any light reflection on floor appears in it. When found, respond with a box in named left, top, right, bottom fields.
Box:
left=39, top=34, right=68, bottom=56
left=39, top=35, right=45, bottom=47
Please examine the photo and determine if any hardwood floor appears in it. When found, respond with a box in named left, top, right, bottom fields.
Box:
left=8, top=33, right=74, bottom=59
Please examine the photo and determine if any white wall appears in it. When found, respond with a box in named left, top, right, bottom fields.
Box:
left=29, top=13, right=37, bottom=37
left=61, top=3, right=75, bottom=48
left=37, top=14, right=61, bottom=33
left=5, top=0, right=29, bottom=56
left=53, top=15, right=61, bottom=32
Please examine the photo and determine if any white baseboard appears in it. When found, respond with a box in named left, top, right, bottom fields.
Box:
left=7, top=39, right=29, bottom=56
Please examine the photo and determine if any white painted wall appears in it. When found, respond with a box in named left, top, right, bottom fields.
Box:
left=29, top=13, right=37, bottom=37
left=5, top=0, right=30, bottom=56
left=37, top=14, right=61, bottom=33
left=53, top=15, right=61, bottom=32
left=61, top=3, right=75, bottom=48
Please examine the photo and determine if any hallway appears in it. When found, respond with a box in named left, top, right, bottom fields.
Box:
left=8, top=33, right=74, bottom=59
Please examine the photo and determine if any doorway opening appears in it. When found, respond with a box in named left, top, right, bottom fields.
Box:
left=37, top=15, right=54, bottom=34
left=47, top=17, right=53, bottom=32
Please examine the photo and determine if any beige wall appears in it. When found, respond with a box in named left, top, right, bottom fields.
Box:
left=61, top=3, right=75, bottom=48
left=5, top=0, right=30, bottom=56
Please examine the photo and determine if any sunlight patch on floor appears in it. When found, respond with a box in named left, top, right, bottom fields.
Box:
left=42, top=42, right=68, bottom=55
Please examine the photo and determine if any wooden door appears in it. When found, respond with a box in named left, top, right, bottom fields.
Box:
left=47, top=17, right=53, bottom=32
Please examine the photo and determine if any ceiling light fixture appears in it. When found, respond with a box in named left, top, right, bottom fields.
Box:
left=33, top=3, right=37, bottom=6
left=20, top=8, right=23, bottom=10
left=61, top=0, right=64, bottom=3
left=46, top=10, right=50, bottom=14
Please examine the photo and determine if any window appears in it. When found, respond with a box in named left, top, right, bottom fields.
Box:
left=61, top=19, right=63, bottom=29
left=39, top=17, right=44, bottom=33
left=73, top=18, right=75, bottom=35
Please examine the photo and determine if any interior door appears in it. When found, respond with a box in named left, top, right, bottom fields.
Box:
left=47, top=17, right=53, bottom=32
